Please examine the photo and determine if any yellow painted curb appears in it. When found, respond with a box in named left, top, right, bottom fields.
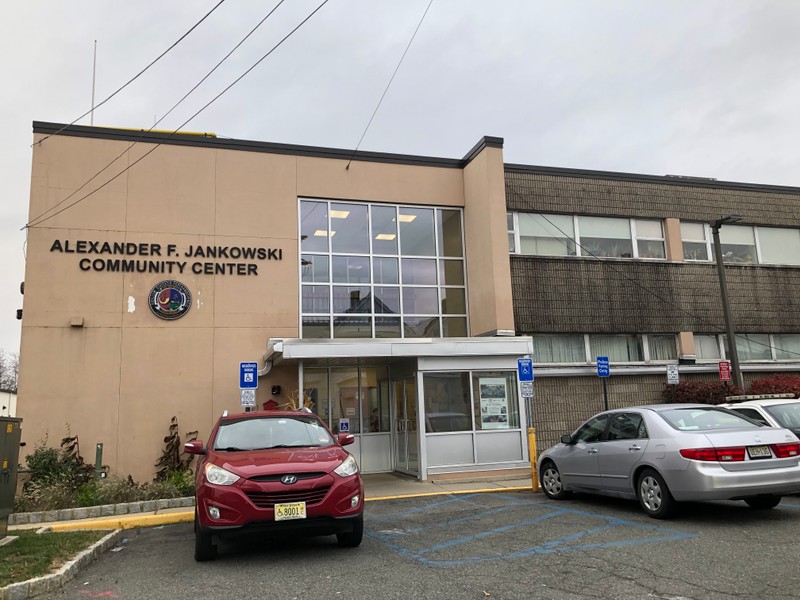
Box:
left=48, top=510, right=194, bottom=532
left=366, top=486, right=533, bottom=502
left=41, top=487, right=534, bottom=531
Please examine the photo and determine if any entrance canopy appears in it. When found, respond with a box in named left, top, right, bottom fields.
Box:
left=263, top=337, right=534, bottom=370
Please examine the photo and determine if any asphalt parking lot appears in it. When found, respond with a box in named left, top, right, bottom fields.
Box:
left=39, top=491, right=800, bottom=600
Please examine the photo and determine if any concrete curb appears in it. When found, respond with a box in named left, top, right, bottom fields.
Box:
left=0, top=529, right=123, bottom=600
left=8, top=497, right=195, bottom=527
left=48, top=510, right=195, bottom=532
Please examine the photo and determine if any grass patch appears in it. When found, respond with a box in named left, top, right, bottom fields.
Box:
left=0, top=529, right=107, bottom=587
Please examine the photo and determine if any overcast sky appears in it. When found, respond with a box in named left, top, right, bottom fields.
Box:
left=2, top=0, right=799, bottom=355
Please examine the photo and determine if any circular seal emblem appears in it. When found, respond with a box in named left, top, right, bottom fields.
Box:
left=148, top=280, right=192, bottom=320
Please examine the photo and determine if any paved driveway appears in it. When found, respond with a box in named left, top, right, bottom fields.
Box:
left=39, top=491, right=800, bottom=600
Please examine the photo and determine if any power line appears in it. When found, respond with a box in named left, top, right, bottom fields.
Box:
left=34, top=0, right=228, bottom=147
left=25, top=0, right=330, bottom=230
left=345, top=0, right=434, bottom=170
left=26, top=0, right=288, bottom=229
left=506, top=184, right=800, bottom=360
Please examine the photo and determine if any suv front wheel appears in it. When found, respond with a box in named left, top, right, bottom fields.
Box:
left=194, top=509, right=217, bottom=561
left=336, top=514, right=364, bottom=547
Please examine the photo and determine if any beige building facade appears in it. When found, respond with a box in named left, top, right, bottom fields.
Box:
left=20, top=123, right=531, bottom=483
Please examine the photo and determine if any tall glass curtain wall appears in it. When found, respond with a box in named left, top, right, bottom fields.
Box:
left=303, top=367, right=391, bottom=435
left=300, top=200, right=468, bottom=338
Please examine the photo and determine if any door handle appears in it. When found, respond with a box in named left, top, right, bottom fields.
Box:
left=587, top=448, right=598, bottom=454
left=628, top=444, right=642, bottom=451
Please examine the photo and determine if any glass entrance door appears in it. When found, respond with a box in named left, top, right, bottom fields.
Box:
left=393, top=377, right=419, bottom=475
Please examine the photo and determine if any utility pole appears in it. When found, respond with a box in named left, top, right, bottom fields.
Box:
left=711, top=215, right=744, bottom=390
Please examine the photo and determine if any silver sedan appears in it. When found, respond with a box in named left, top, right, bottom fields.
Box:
left=537, top=404, right=800, bottom=518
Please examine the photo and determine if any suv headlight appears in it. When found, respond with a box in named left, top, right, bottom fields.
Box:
left=333, top=454, right=359, bottom=478
left=205, top=463, right=240, bottom=486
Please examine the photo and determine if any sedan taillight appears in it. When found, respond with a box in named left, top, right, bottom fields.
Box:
left=680, top=447, right=746, bottom=462
left=771, top=442, right=800, bottom=458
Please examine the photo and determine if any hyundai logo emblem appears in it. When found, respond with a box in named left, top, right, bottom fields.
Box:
left=281, top=475, right=298, bottom=485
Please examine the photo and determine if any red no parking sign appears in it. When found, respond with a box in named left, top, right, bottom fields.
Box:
left=719, top=361, right=731, bottom=381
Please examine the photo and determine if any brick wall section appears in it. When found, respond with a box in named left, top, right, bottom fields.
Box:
left=505, top=169, right=800, bottom=335
left=505, top=169, right=800, bottom=226
left=512, top=256, right=800, bottom=334
left=531, top=371, right=760, bottom=453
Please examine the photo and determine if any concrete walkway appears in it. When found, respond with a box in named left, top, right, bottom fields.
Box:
left=10, top=473, right=536, bottom=532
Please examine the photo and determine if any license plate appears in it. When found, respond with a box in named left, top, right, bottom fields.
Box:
left=747, top=445, right=772, bottom=459
left=275, top=502, right=307, bottom=521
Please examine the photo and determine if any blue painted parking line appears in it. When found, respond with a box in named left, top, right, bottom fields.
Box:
left=416, top=509, right=569, bottom=555
left=367, top=497, right=699, bottom=567
left=368, top=493, right=480, bottom=522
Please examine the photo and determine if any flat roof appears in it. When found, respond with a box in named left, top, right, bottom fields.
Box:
left=32, top=121, right=800, bottom=195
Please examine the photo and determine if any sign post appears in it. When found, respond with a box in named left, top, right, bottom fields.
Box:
left=596, top=356, right=610, bottom=411
left=240, top=362, right=258, bottom=412
left=667, top=364, right=679, bottom=403
left=517, top=356, right=538, bottom=491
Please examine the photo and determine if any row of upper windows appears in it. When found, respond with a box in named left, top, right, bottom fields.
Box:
left=532, top=333, right=800, bottom=364
left=507, top=213, right=800, bottom=266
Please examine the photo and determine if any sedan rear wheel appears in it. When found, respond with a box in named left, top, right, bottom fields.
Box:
left=540, top=461, right=571, bottom=500
left=744, top=495, right=781, bottom=510
left=637, top=468, right=676, bottom=519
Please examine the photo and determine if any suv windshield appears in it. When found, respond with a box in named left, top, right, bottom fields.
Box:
left=213, top=416, right=334, bottom=450
left=659, top=407, right=757, bottom=431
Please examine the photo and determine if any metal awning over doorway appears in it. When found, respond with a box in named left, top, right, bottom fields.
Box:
left=262, top=336, right=534, bottom=371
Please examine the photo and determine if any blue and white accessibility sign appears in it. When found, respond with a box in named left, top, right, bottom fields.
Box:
left=596, top=356, right=610, bottom=378
left=240, top=362, right=258, bottom=389
left=517, top=357, right=534, bottom=382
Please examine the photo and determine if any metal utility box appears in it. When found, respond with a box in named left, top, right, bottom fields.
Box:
left=0, top=417, right=22, bottom=539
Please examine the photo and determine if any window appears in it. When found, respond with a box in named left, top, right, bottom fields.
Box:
left=725, top=334, right=771, bottom=361
left=634, top=220, right=666, bottom=259
left=682, top=222, right=800, bottom=266
left=694, top=334, right=722, bottom=360
left=758, top=227, right=800, bottom=266
left=578, top=216, right=633, bottom=258
left=507, top=213, right=515, bottom=253
left=509, top=213, right=668, bottom=261
left=697, top=333, right=800, bottom=362
left=660, top=407, right=756, bottom=431
left=518, top=213, right=575, bottom=256
left=424, top=372, right=471, bottom=433
left=589, top=334, right=643, bottom=362
left=533, top=334, right=586, bottom=363
left=472, top=371, right=520, bottom=430
left=765, top=403, right=800, bottom=429
left=719, top=225, right=756, bottom=264
left=729, top=407, right=769, bottom=426
left=304, top=366, right=391, bottom=434
left=574, top=415, right=609, bottom=443
left=607, top=413, right=647, bottom=441
left=648, top=335, right=677, bottom=361
left=773, top=334, right=800, bottom=360
left=529, top=333, right=675, bottom=364
left=700, top=333, right=774, bottom=361
left=300, top=199, right=467, bottom=338
left=422, top=370, right=520, bottom=433
left=681, top=222, right=711, bottom=261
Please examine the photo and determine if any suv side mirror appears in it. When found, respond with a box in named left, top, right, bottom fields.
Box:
left=560, top=434, right=574, bottom=445
left=184, top=440, right=206, bottom=455
left=337, top=433, right=355, bottom=447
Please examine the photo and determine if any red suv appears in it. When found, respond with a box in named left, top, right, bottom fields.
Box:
left=185, top=409, right=364, bottom=561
